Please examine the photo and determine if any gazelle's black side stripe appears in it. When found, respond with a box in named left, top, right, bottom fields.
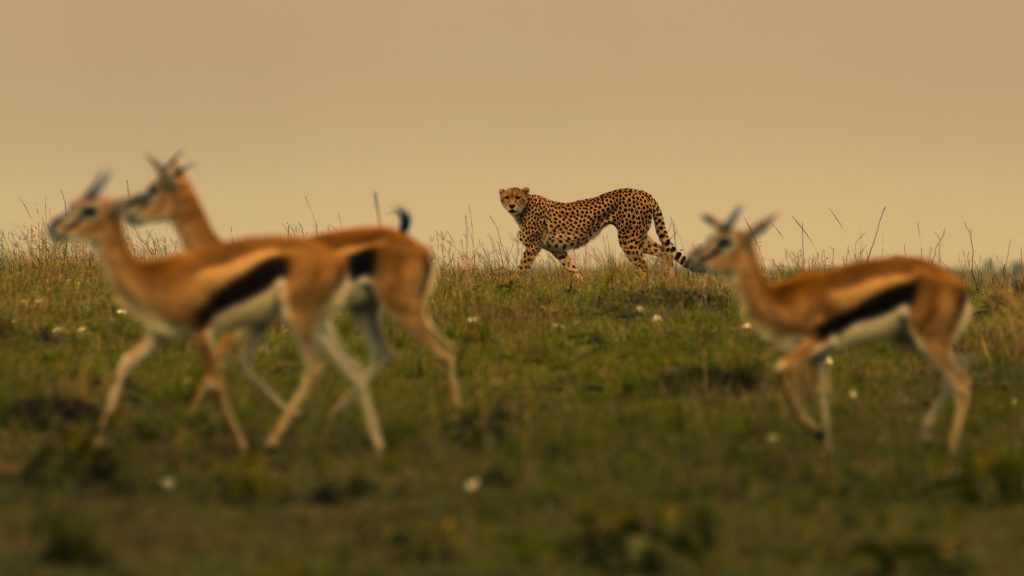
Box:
left=195, top=257, right=289, bottom=327
left=815, top=283, right=916, bottom=338
left=349, top=249, right=376, bottom=278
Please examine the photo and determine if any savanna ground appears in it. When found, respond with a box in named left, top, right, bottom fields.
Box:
left=1, top=226, right=1023, bottom=576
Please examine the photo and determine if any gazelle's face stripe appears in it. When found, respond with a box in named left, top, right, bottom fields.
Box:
left=195, top=256, right=290, bottom=328
left=815, top=282, right=916, bottom=338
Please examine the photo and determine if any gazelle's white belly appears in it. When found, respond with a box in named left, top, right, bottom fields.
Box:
left=821, top=303, right=910, bottom=351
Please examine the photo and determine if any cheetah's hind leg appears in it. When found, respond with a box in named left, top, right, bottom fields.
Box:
left=643, top=236, right=675, bottom=275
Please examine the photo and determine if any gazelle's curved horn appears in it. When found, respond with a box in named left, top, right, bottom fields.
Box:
left=701, top=213, right=721, bottom=229
left=745, top=214, right=776, bottom=241
left=146, top=154, right=163, bottom=173
left=166, top=149, right=184, bottom=168
left=84, top=171, right=110, bottom=199
left=144, top=153, right=176, bottom=187
left=723, top=206, right=742, bottom=230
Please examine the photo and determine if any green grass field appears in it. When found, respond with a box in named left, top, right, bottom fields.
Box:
left=1, top=233, right=1023, bottom=575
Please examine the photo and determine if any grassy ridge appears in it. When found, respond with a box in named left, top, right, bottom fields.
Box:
left=1, top=239, right=1023, bottom=575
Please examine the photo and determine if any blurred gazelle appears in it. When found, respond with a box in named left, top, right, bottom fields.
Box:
left=686, top=208, right=973, bottom=454
left=122, top=154, right=462, bottom=417
left=49, top=173, right=389, bottom=453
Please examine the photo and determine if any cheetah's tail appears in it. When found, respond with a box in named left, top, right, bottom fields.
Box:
left=652, top=204, right=688, bottom=268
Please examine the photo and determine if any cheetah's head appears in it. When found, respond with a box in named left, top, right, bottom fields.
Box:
left=498, top=187, right=530, bottom=216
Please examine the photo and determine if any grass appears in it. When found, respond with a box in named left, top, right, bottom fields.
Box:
left=1, top=226, right=1023, bottom=575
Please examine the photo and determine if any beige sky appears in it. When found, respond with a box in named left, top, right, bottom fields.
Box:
left=2, top=0, right=1022, bottom=264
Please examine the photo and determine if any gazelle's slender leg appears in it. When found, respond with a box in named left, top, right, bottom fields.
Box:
left=321, top=315, right=374, bottom=414
left=327, top=302, right=391, bottom=418
left=773, top=337, right=822, bottom=373
left=812, top=359, right=834, bottom=453
left=188, top=330, right=220, bottom=413
left=94, top=334, right=160, bottom=446
left=393, top=310, right=462, bottom=410
left=263, top=322, right=325, bottom=450
left=778, top=373, right=822, bottom=436
left=321, top=320, right=386, bottom=453
left=332, top=295, right=462, bottom=415
left=211, top=379, right=249, bottom=454
left=915, top=335, right=972, bottom=454
left=773, top=337, right=825, bottom=436
left=194, top=331, right=249, bottom=453
left=235, top=327, right=286, bottom=409
left=944, top=354, right=973, bottom=455
left=349, top=297, right=391, bottom=378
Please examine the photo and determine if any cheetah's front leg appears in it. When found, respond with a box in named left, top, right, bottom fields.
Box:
left=518, top=243, right=542, bottom=273
left=551, top=249, right=582, bottom=278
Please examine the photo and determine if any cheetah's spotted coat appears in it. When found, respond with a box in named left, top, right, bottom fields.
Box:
left=498, top=187, right=687, bottom=276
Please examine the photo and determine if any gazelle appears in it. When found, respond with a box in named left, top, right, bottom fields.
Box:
left=49, top=173, right=389, bottom=453
left=686, top=208, right=973, bottom=454
left=121, top=154, right=462, bottom=417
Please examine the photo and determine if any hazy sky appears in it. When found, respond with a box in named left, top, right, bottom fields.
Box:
left=3, top=1, right=1022, bottom=265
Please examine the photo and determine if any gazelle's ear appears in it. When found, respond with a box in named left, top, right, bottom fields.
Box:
left=701, top=213, right=720, bottom=229
left=521, top=187, right=530, bottom=194
left=84, top=171, right=110, bottom=199
left=723, top=206, right=742, bottom=230
left=745, top=214, right=776, bottom=241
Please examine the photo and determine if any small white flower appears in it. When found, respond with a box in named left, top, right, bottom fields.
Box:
left=462, top=475, right=482, bottom=494
left=1012, top=397, right=1019, bottom=407
left=115, top=308, right=127, bottom=316
left=848, top=388, right=859, bottom=400
left=765, top=432, right=781, bottom=445
left=825, top=355, right=835, bottom=366
left=740, top=321, right=752, bottom=330
left=76, top=325, right=88, bottom=334
left=157, top=474, right=178, bottom=492
left=651, top=314, right=663, bottom=323
left=635, top=305, right=646, bottom=313
left=51, top=326, right=66, bottom=335
left=33, top=297, right=46, bottom=305
left=466, top=316, right=479, bottom=324
left=551, top=322, right=562, bottom=330
left=18, top=299, right=28, bottom=306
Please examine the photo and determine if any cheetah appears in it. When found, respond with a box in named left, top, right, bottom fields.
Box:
left=498, top=187, right=688, bottom=276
